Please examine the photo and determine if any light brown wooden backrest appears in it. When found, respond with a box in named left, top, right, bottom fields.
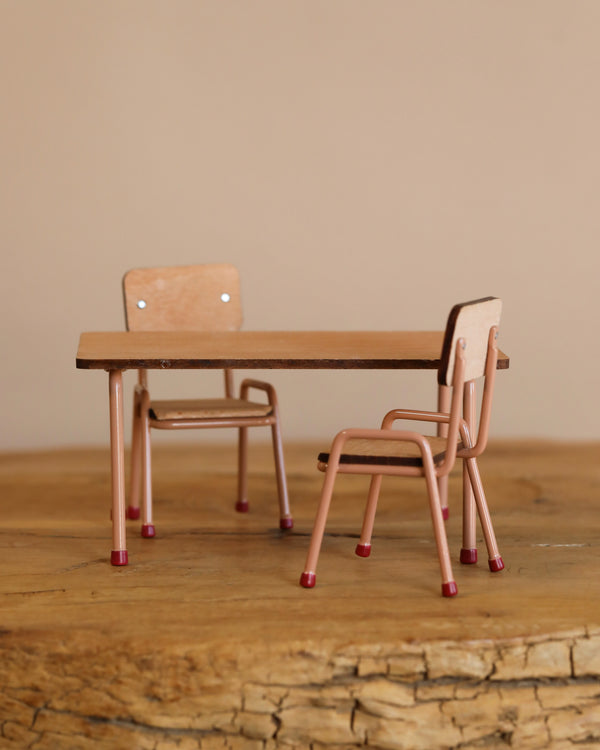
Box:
left=123, top=264, right=243, bottom=332
left=438, top=297, right=502, bottom=387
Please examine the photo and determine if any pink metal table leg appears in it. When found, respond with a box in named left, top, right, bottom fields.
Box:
left=139, top=387, right=155, bottom=538
left=436, top=384, right=450, bottom=520
left=460, top=380, right=477, bottom=564
left=109, top=369, right=128, bottom=565
left=127, top=386, right=142, bottom=520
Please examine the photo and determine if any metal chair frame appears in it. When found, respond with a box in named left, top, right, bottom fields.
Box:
left=300, top=298, right=504, bottom=597
left=123, top=264, right=293, bottom=537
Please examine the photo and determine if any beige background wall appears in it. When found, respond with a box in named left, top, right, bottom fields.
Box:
left=1, top=1, right=599, bottom=451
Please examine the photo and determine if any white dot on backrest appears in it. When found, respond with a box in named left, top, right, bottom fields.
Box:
left=137, top=300, right=147, bottom=309
left=221, top=293, right=231, bottom=303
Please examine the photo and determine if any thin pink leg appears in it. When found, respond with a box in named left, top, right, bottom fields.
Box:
left=437, top=477, right=449, bottom=521
left=465, top=457, right=504, bottom=572
left=236, top=426, right=249, bottom=513
left=140, top=390, right=155, bottom=538
left=460, top=380, right=478, bottom=564
left=127, top=391, right=142, bottom=520
left=356, top=474, right=383, bottom=557
left=437, top=384, right=450, bottom=520
left=271, top=420, right=293, bottom=530
left=422, top=455, right=457, bottom=597
left=109, top=370, right=128, bottom=565
left=300, top=464, right=339, bottom=588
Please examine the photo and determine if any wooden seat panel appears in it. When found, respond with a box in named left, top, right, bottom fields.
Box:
left=318, top=435, right=462, bottom=468
left=150, top=398, right=273, bottom=421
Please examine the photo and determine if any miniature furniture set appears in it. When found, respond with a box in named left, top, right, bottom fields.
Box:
left=76, top=265, right=509, bottom=596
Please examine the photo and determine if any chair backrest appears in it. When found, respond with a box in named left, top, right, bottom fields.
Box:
left=438, top=297, right=502, bottom=387
left=122, top=264, right=243, bottom=332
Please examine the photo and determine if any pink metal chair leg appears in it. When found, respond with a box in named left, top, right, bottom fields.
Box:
left=436, top=384, right=450, bottom=520
left=236, top=426, right=249, bottom=513
left=356, top=474, right=383, bottom=557
left=140, top=390, right=155, bottom=538
left=437, top=475, right=449, bottom=521
left=464, top=457, right=504, bottom=572
left=270, top=421, right=293, bottom=529
left=460, top=380, right=478, bottom=564
left=127, top=390, right=142, bottom=520
left=300, top=464, right=339, bottom=588
left=422, top=454, right=457, bottom=597
left=109, top=370, right=128, bottom=565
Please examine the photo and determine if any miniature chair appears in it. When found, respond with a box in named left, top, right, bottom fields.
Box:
left=123, top=263, right=293, bottom=537
left=300, top=297, right=504, bottom=597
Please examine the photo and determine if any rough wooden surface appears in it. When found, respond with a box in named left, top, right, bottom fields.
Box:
left=1, top=441, right=599, bottom=749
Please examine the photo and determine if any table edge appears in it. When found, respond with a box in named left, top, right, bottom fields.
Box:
left=75, top=331, right=509, bottom=371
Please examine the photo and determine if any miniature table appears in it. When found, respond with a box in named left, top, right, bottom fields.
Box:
left=76, top=330, right=509, bottom=564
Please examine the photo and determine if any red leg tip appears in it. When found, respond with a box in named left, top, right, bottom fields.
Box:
left=235, top=501, right=249, bottom=513
left=460, top=548, right=478, bottom=565
left=141, top=524, right=156, bottom=538
left=127, top=506, right=140, bottom=520
left=355, top=543, right=371, bottom=558
left=110, top=550, right=128, bottom=566
left=442, top=581, right=458, bottom=597
left=300, top=572, right=316, bottom=588
left=489, top=556, right=504, bottom=572
left=442, top=506, right=449, bottom=521
left=280, top=517, right=294, bottom=530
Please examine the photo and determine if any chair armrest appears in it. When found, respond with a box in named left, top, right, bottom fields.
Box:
left=384, top=410, right=479, bottom=454
left=381, top=409, right=450, bottom=429
left=239, top=378, right=278, bottom=405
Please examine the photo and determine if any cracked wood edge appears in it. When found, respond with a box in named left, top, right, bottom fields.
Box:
left=1, top=628, right=600, bottom=749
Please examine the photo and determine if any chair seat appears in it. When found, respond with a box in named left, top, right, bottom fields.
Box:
left=150, top=398, right=273, bottom=421
left=318, top=435, right=463, bottom=468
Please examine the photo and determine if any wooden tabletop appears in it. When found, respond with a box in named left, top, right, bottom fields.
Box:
left=76, top=330, right=510, bottom=370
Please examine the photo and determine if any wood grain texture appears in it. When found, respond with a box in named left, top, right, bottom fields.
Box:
left=150, top=398, right=273, bottom=420
left=0, top=441, right=598, bottom=748
left=76, top=330, right=510, bottom=370
left=123, top=264, right=243, bottom=332
left=438, top=297, right=502, bottom=386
